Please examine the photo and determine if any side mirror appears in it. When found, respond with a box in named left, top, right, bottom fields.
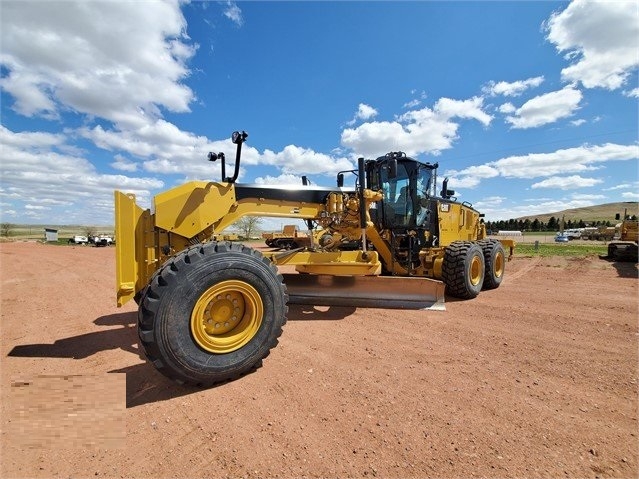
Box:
left=232, top=130, right=248, bottom=144
left=337, top=173, right=344, bottom=187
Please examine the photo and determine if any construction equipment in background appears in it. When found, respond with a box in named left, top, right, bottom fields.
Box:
left=580, top=226, right=616, bottom=241
left=601, top=210, right=638, bottom=262
left=212, top=232, right=239, bottom=242
left=262, top=224, right=311, bottom=250
left=114, top=130, right=515, bottom=386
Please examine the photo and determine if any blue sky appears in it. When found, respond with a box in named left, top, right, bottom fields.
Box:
left=1, top=0, right=638, bottom=229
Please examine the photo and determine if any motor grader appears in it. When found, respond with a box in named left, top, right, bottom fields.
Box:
left=115, top=130, right=514, bottom=386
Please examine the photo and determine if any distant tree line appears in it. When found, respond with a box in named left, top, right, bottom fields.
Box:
left=485, top=216, right=614, bottom=233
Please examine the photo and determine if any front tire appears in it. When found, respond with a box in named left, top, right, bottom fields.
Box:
left=442, top=242, right=485, bottom=299
left=138, top=242, right=288, bottom=386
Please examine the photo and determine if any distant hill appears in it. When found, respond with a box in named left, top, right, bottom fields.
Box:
left=516, top=202, right=638, bottom=224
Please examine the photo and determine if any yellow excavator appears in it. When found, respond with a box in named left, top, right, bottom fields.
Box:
left=115, top=131, right=514, bottom=386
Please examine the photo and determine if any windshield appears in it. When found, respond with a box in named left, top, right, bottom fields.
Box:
left=380, top=162, right=434, bottom=228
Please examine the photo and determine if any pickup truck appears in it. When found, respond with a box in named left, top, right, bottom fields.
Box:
left=68, top=235, right=89, bottom=245
left=92, top=234, right=113, bottom=247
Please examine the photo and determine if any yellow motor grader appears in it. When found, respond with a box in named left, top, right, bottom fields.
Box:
left=115, top=131, right=514, bottom=386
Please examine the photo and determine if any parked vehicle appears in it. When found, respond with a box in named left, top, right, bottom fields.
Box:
left=92, top=234, right=113, bottom=247
left=68, top=235, right=89, bottom=245
left=555, top=233, right=569, bottom=243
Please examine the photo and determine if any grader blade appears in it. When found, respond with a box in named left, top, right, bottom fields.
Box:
left=283, top=274, right=446, bottom=311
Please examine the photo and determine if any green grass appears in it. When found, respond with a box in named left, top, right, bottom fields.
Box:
left=515, top=243, right=607, bottom=257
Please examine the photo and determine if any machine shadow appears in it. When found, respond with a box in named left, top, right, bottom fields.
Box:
left=604, top=259, right=638, bottom=278
left=7, top=311, right=139, bottom=359
left=7, top=303, right=435, bottom=409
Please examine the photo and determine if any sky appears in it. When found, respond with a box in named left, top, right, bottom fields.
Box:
left=1, top=0, right=638, bottom=230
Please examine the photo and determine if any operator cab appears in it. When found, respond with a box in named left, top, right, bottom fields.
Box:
left=366, top=152, right=438, bottom=231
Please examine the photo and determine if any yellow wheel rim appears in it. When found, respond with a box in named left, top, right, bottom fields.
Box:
left=191, top=280, right=263, bottom=354
left=494, top=251, right=504, bottom=278
left=469, top=254, right=483, bottom=286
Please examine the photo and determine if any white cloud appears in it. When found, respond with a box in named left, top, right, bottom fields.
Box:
left=260, top=145, right=354, bottom=176
left=111, top=154, right=138, bottom=172
left=0, top=126, right=65, bottom=150
left=622, top=191, right=639, bottom=200
left=403, top=99, right=421, bottom=109
left=505, top=86, right=582, bottom=129
left=431, top=97, right=492, bottom=126
left=0, top=126, right=163, bottom=224
left=491, top=143, right=638, bottom=179
left=531, top=175, right=603, bottom=190
left=474, top=196, right=506, bottom=209
left=624, top=88, right=639, bottom=98
left=483, top=76, right=545, bottom=97
left=80, top=120, right=243, bottom=179
left=0, top=0, right=196, bottom=128
left=0, top=210, right=17, bottom=220
left=445, top=142, right=639, bottom=191
left=570, top=119, right=586, bottom=127
left=498, top=103, right=516, bottom=114
left=604, top=181, right=639, bottom=191
left=356, top=103, right=378, bottom=121
left=346, top=103, right=379, bottom=126
left=444, top=164, right=500, bottom=189
left=545, top=0, right=639, bottom=90
left=403, top=90, right=427, bottom=109
left=80, top=119, right=354, bottom=180
left=570, top=193, right=606, bottom=200
left=341, top=96, right=492, bottom=157
left=223, top=1, right=244, bottom=27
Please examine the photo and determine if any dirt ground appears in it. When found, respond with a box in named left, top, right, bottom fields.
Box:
left=1, top=241, right=637, bottom=479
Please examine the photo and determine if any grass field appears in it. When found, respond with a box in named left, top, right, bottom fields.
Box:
left=514, top=243, right=608, bottom=257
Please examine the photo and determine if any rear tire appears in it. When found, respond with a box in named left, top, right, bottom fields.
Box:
left=479, top=240, right=506, bottom=290
left=442, top=242, right=485, bottom=299
left=138, top=242, right=288, bottom=386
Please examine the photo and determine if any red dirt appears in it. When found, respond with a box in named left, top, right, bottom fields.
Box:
left=1, top=241, right=637, bottom=478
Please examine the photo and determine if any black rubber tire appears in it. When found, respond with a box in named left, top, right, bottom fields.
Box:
left=138, top=241, right=288, bottom=386
left=442, top=241, right=485, bottom=299
left=479, top=239, right=506, bottom=290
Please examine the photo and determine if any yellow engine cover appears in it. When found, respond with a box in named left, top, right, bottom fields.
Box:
left=437, top=201, right=482, bottom=245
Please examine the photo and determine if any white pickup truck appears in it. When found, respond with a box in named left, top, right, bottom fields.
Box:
left=68, top=235, right=89, bottom=245
left=92, top=234, right=113, bottom=247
